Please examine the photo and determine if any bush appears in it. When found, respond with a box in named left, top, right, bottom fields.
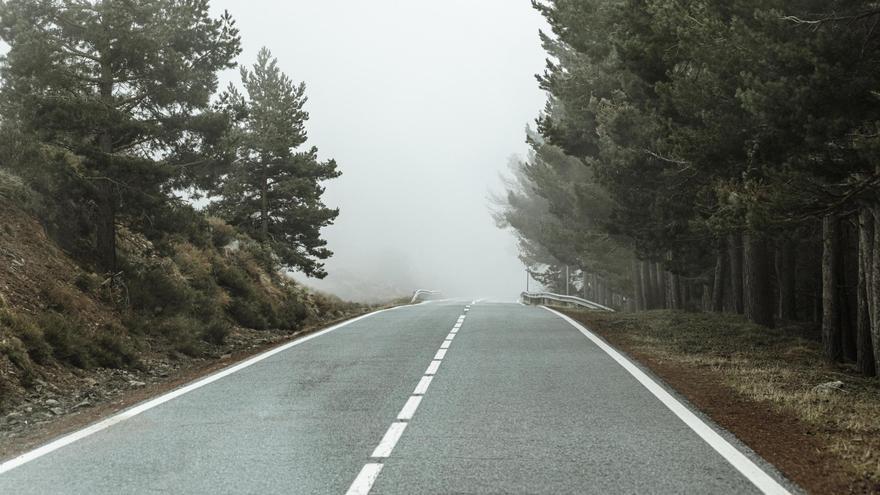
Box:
left=92, top=323, right=139, bottom=369
left=74, top=271, right=102, bottom=294
left=42, top=281, right=90, bottom=314
left=127, top=260, right=196, bottom=315
left=0, top=168, right=41, bottom=214
left=228, top=298, right=271, bottom=330
left=0, top=309, right=52, bottom=365
left=153, top=316, right=205, bottom=357
left=202, top=319, right=231, bottom=345
left=0, top=336, right=36, bottom=386
left=207, top=217, right=236, bottom=248
left=39, top=313, right=94, bottom=369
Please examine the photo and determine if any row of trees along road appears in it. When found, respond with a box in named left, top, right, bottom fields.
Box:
left=495, top=1, right=880, bottom=377
left=0, top=0, right=339, bottom=278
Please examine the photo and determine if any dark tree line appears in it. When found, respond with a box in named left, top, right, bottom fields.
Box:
left=497, top=1, right=880, bottom=376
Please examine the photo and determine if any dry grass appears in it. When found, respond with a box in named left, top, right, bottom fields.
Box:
left=571, top=310, right=880, bottom=491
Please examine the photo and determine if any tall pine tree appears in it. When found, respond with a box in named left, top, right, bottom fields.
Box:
left=211, top=48, right=340, bottom=278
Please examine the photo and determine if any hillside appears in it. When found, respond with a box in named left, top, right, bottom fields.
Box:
left=0, top=171, right=364, bottom=450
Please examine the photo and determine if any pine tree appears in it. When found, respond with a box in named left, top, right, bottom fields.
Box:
left=211, top=48, right=340, bottom=278
left=0, top=0, right=241, bottom=272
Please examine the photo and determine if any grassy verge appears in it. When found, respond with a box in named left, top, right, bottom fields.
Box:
left=562, top=309, right=880, bottom=494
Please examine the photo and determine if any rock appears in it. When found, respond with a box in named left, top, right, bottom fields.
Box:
left=44, top=399, right=60, bottom=407
left=73, top=399, right=92, bottom=410
left=128, top=380, right=146, bottom=388
left=812, top=380, right=845, bottom=394
left=49, top=407, right=64, bottom=416
left=83, top=378, right=98, bottom=387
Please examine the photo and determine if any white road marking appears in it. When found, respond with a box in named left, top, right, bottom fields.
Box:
left=371, top=422, right=408, bottom=458
left=425, top=360, right=441, bottom=375
left=413, top=376, right=433, bottom=395
left=0, top=307, right=395, bottom=475
left=543, top=307, right=792, bottom=495
left=345, top=463, right=384, bottom=495
left=440, top=340, right=452, bottom=349
left=397, top=396, right=423, bottom=421
left=434, top=349, right=447, bottom=360
left=450, top=327, right=459, bottom=334
left=446, top=333, right=455, bottom=340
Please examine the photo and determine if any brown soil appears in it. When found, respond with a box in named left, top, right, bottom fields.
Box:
left=565, top=310, right=879, bottom=495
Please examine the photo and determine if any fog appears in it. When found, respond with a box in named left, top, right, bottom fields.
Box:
left=207, top=0, right=548, bottom=302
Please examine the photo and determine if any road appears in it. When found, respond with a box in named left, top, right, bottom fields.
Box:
left=0, top=300, right=795, bottom=494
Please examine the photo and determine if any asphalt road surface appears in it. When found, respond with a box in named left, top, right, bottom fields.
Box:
left=0, top=300, right=797, bottom=494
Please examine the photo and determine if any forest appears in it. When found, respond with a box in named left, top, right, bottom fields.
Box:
left=496, top=1, right=880, bottom=377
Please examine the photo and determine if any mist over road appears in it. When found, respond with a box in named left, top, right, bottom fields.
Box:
left=0, top=301, right=793, bottom=494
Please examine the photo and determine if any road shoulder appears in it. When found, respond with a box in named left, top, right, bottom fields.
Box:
left=561, top=309, right=880, bottom=494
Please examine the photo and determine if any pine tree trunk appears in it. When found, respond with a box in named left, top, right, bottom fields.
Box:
left=823, top=215, right=842, bottom=362
left=712, top=244, right=727, bottom=312
left=871, top=206, right=880, bottom=374
left=632, top=261, right=643, bottom=311
left=639, top=261, right=651, bottom=309
left=260, top=172, right=269, bottom=242
left=656, top=263, right=667, bottom=309
left=840, top=220, right=858, bottom=363
left=744, top=233, right=775, bottom=328
left=669, top=272, right=681, bottom=310
left=96, top=61, right=117, bottom=274
left=857, top=208, right=876, bottom=376
left=776, top=239, right=797, bottom=321
left=604, top=281, right=611, bottom=307
left=728, top=233, right=744, bottom=314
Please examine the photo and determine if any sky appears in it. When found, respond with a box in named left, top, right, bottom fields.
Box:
left=206, top=0, right=549, bottom=302
left=207, top=0, right=549, bottom=302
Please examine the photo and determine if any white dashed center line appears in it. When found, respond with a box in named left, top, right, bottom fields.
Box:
left=345, top=303, right=473, bottom=495
left=413, top=376, right=433, bottom=395
left=425, top=360, right=442, bottom=375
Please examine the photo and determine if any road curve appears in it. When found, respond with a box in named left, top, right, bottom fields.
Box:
left=0, top=300, right=796, bottom=494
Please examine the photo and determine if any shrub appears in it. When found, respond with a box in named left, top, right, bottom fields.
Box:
left=0, top=336, right=36, bottom=386
left=153, top=316, right=205, bottom=357
left=127, top=260, right=195, bottom=315
left=202, top=319, right=231, bottom=345
left=74, top=271, right=102, bottom=294
left=39, top=313, right=93, bottom=369
left=228, top=298, right=271, bottom=330
left=42, top=281, right=89, bottom=314
left=0, top=309, right=52, bottom=365
left=92, top=323, right=139, bottom=369
left=207, top=217, right=236, bottom=248
left=0, top=168, right=41, bottom=214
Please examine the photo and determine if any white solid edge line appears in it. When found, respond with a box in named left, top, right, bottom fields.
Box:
left=345, top=463, right=384, bottom=495
left=542, top=307, right=791, bottom=495
left=434, top=349, right=447, bottom=360
left=440, top=340, right=452, bottom=349
left=413, top=376, right=433, bottom=395
left=397, top=396, right=423, bottom=420
left=425, top=360, right=442, bottom=375
left=0, top=307, right=394, bottom=475
left=371, top=422, right=408, bottom=458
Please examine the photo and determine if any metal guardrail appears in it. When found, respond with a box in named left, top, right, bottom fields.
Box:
left=411, top=289, right=442, bottom=304
left=520, top=291, right=615, bottom=312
